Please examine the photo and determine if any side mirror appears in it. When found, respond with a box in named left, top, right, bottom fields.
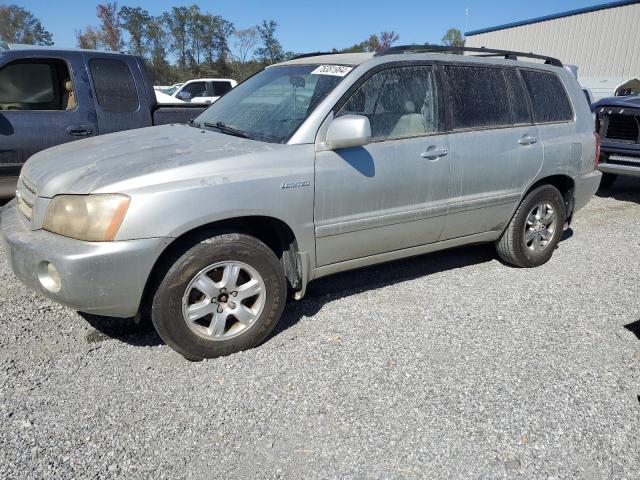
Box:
left=325, top=115, right=371, bottom=150
left=177, top=91, right=192, bottom=100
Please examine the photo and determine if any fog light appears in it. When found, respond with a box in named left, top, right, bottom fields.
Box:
left=37, top=262, right=62, bottom=293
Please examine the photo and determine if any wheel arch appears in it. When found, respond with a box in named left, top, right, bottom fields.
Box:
left=137, top=215, right=302, bottom=321
left=524, top=174, right=576, bottom=220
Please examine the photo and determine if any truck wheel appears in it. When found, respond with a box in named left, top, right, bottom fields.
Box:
left=496, top=185, right=566, bottom=268
left=598, top=173, right=617, bottom=190
left=151, top=233, right=287, bottom=360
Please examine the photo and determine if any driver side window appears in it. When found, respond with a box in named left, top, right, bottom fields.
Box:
left=0, top=59, right=75, bottom=111
left=337, top=65, right=439, bottom=140
left=181, top=82, right=207, bottom=98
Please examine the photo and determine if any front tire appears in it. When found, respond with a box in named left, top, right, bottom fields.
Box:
left=151, top=233, right=287, bottom=360
left=496, top=185, right=566, bottom=268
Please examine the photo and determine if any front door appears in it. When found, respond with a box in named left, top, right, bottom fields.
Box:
left=314, top=64, right=451, bottom=266
left=0, top=52, right=98, bottom=177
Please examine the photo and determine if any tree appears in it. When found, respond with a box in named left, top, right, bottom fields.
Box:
left=163, top=6, right=191, bottom=68
left=76, top=26, right=102, bottom=50
left=0, top=5, right=53, bottom=46
left=378, top=31, right=399, bottom=52
left=119, top=6, right=151, bottom=57
left=256, top=20, right=284, bottom=64
left=340, top=31, right=399, bottom=53
left=97, top=2, right=123, bottom=51
left=441, top=28, right=465, bottom=48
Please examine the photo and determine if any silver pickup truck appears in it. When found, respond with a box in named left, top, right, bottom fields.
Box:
left=1, top=46, right=601, bottom=360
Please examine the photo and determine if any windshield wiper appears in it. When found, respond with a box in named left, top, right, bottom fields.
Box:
left=187, top=118, right=201, bottom=128
left=203, top=121, right=249, bottom=139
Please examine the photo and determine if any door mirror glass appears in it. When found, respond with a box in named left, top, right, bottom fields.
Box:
left=177, top=90, right=192, bottom=100
left=326, top=115, right=371, bottom=149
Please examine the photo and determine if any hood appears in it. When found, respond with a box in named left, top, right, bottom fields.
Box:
left=592, top=95, right=640, bottom=110
left=21, top=124, right=284, bottom=197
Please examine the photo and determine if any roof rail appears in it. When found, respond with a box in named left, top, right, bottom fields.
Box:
left=289, top=51, right=337, bottom=60
left=376, top=44, right=563, bottom=67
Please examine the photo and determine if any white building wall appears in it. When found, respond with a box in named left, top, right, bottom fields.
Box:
left=465, top=3, right=640, bottom=78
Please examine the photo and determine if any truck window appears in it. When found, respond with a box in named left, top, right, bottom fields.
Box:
left=211, top=81, right=233, bottom=97
left=337, top=65, right=440, bottom=140
left=442, top=65, right=511, bottom=130
left=89, top=58, right=139, bottom=113
left=0, top=59, right=75, bottom=111
left=179, top=82, right=207, bottom=99
left=520, top=70, right=573, bottom=123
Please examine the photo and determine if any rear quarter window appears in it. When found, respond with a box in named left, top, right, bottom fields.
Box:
left=443, top=65, right=511, bottom=130
left=89, top=58, right=139, bottom=113
left=520, top=70, right=573, bottom=123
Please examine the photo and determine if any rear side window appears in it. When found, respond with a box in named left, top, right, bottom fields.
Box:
left=504, top=69, right=531, bottom=125
left=520, top=70, right=573, bottom=123
left=212, top=81, right=233, bottom=97
left=89, top=59, right=139, bottom=113
left=443, top=65, right=511, bottom=130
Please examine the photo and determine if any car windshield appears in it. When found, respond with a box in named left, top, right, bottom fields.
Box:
left=193, top=65, right=350, bottom=143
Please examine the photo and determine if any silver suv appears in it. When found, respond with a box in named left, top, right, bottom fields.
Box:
left=1, top=46, right=602, bottom=360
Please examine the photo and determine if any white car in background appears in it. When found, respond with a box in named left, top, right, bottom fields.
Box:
left=155, top=79, right=237, bottom=105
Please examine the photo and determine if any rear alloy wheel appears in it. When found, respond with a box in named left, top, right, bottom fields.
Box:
left=496, top=185, right=566, bottom=268
left=151, top=233, right=287, bottom=360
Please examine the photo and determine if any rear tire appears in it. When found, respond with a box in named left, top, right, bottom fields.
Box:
left=151, top=233, right=287, bottom=360
left=496, top=185, right=566, bottom=268
left=598, top=172, right=617, bottom=190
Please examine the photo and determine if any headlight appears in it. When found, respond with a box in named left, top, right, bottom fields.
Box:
left=43, top=194, right=130, bottom=242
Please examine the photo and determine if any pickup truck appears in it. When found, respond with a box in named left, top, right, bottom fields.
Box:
left=0, top=43, right=208, bottom=198
left=593, top=95, right=640, bottom=188
left=164, top=78, right=237, bottom=104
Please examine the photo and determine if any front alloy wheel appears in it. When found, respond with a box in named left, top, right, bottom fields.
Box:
left=151, top=233, right=287, bottom=360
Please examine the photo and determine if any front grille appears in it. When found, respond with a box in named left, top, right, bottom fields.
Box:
left=16, top=176, right=37, bottom=222
left=603, top=114, right=640, bottom=142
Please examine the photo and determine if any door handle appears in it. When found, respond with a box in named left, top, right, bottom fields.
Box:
left=66, top=126, right=93, bottom=137
left=421, top=147, right=448, bottom=160
left=518, top=135, right=538, bottom=146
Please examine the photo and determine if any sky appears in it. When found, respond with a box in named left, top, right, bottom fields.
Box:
left=17, top=0, right=612, bottom=54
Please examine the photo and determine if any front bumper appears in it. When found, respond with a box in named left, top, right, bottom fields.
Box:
left=0, top=200, right=172, bottom=318
left=573, top=170, right=602, bottom=214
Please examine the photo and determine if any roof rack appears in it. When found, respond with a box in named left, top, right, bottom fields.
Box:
left=376, top=44, right=563, bottom=67
left=289, top=51, right=337, bottom=60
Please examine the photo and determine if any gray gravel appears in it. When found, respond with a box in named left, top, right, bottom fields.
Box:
left=1, top=179, right=639, bottom=480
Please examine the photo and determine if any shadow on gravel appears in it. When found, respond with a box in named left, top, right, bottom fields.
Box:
left=80, top=313, right=162, bottom=347
left=272, top=243, right=499, bottom=336
left=596, top=176, right=640, bottom=204
left=80, top=243, right=500, bottom=348
left=624, top=320, right=640, bottom=340
left=80, top=233, right=580, bottom=349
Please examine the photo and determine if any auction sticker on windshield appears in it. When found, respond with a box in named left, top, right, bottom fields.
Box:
left=311, top=65, right=353, bottom=77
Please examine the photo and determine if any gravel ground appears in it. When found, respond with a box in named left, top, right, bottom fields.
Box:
left=1, top=179, right=639, bottom=480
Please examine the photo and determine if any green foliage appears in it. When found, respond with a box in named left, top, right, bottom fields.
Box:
left=0, top=4, right=53, bottom=46
left=255, top=20, right=284, bottom=64
left=441, top=28, right=465, bottom=48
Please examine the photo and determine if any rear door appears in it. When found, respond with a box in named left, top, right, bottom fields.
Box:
left=85, top=54, right=152, bottom=134
left=0, top=51, right=98, bottom=174
left=314, top=63, right=451, bottom=266
left=440, top=64, right=543, bottom=239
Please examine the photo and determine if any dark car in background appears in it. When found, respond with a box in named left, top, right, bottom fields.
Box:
left=0, top=43, right=208, bottom=199
left=593, top=95, right=640, bottom=188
